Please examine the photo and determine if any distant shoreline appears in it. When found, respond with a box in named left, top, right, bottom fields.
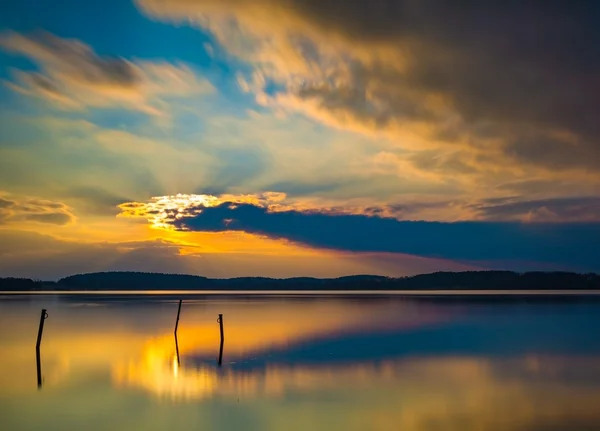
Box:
left=2, top=270, right=600, bottom=292
left=2, top=289, right=600, bottom=295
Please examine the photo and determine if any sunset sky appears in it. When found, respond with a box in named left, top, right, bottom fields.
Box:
left=1, top=0, right=599, bottom=279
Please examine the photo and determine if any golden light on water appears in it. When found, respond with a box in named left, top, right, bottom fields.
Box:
left=2, top=300, right=600, bottom=430
left=172, top=355, right=179, bottom=378
left=112, top=335, right=600, bottom=429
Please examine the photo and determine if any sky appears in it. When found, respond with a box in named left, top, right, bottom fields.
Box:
left=1, top=0, right=600, bottom=280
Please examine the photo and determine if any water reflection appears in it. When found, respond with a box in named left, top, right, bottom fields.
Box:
left=174, top=334, right=180, bottom=367
left=1, top=296, right=600, bottom=430
left=112, top=329, right=600, bottom=430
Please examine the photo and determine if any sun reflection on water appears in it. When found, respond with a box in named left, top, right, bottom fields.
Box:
left=2, top=299, right=600, bottom=430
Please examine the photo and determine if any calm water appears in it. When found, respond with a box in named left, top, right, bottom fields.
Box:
left=1, top=293, right=600, bottom=431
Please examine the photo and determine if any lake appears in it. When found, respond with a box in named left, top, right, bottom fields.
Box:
left=1, top=293, right=600, bottom=430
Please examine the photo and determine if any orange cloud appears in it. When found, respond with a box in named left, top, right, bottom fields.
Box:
left=0, top=193, right=74, bottom=226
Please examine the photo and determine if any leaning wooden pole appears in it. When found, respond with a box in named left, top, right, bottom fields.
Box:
left=174, top=300, right=182, bottom=335
left=217, top=314, right=224, bottom=366
left=36, top=309, right=48, bottom=388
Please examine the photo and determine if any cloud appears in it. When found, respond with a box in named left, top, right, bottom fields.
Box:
left=0, top=31, right=214, bottom=116
left=120, top=191, right=600, bottom=226
left=0, top=194, right=74, bottom=225
left=203, top=146, right=271, bottom=193
left=0, top=230, right=474, bottom=279
left=0, top=197, right=13, bottom=209
left=24, top=212, right=73, bottom=225
left=64, top=186, right=132, bottom=216
left=136, top=0, right=600, bottom=173
left=0, top=231, right=192, bottom=279
left=120, top=195, right=600, bottom=271
left=469, top=197, right=600, bottom=223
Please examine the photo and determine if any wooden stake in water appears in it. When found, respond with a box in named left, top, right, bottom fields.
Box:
left=36, top=309, right=48, bottom=388
left=174, top=300, right=182, bottom=335
left=217, top=314, right=224, bottom=366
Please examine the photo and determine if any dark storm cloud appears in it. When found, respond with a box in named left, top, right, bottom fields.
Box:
left=290, top=1, right=600, bottom=125
left=171, top=201, right=600, bottom=271
left=139, top=0, right=600, bottom=171
left=305, top=0, right=600, bottom=169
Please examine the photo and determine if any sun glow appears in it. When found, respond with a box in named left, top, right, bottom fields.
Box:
left=118, top=192, right=290, bottom=230
left=118, top=194, right=219, bottom=229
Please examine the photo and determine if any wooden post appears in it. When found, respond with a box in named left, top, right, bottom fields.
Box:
left=36, top=309, right=48, bottom=350
left=217, top=314, right=224, bottom=366
left=174, top=300, right=182, bottom=335
left=36, top=309, right=48, bottom=388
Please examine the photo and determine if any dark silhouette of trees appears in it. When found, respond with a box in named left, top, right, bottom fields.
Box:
left=0, top=277, right=46, bottom=290
left=1, top=271, right=599, bottom=291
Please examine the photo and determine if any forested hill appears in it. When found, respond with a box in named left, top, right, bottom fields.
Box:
left=1, top=271, right=600, bottom=291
